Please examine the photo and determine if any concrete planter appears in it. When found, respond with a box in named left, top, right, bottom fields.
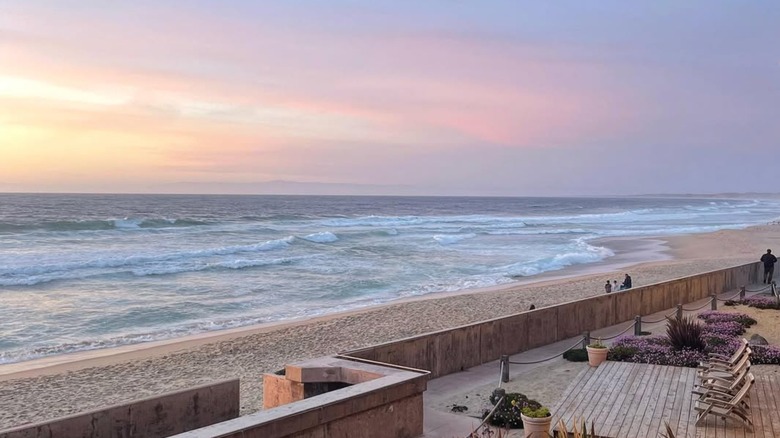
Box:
left=586, top=346, right=608, bottom=367
left=521, top=413, right=552, bottom=438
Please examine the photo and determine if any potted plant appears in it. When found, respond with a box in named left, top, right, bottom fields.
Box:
left=586, top=338, right=608, bottom=367
left=520, top=404, right=552, bottom=438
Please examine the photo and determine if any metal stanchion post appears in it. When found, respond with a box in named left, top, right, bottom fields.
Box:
left=634, top=315, right=641, bottom=336
left=711, top=294, right=717, bottom=310
left=676, top=304, right=683, bottom=320
left=500, top=355, right=509, bottom=383
left=582, top=331, right=590, bottom=349
left=739, top=286, right=745, bottom=300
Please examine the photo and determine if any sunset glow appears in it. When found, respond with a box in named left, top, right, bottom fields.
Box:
left=2, top=2, right=779, bottom=195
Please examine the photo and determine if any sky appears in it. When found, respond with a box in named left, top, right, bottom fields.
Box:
left=1, top=1, right=779, bottom=196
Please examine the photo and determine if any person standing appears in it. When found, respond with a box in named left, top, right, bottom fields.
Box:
left=622, top=274, right=632, bottom=290
left=761, top=249, right=777, bottom=284
left=605, top=280, right=612, bottom=293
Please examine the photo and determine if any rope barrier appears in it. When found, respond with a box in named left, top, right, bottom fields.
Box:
left=599, top=321, right=637, bottom=340
left=716, top=291, right=743, bottom=302
left=744, top=284, right=771, bottom=293
left=508, top=336, right=585, bottom=365
left=682, top=300, right=712, bottom=311
left=641, top=309, right=678, bottom=324
left=466, top=396, right=504, bottom=438
left=715, top=288, right=772, bottom=302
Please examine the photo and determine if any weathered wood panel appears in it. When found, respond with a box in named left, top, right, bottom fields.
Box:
left=429, top=325, right=481, bottom=377
left=556, top=301, right=582, bottom=340
left=526, top=307, right=558, bottom=349
left=614, top=288, right=643, bottom=323
left=478, top=319, right=501, bottom=364
left=0, top=380, right=240, bottom=438
left=496, top=313, right=529, bottom=359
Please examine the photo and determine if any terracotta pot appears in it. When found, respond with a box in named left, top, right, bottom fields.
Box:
left=586, top=346, right=608, bottom=367
left=521, top=413, right=552, bottom=438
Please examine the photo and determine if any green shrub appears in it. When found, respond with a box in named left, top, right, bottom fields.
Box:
left=563, top=348, right=588, bottom=362
left=608, top=345, right=638, bottom=361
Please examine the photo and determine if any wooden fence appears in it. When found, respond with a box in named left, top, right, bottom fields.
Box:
left=344, top=262, right=759, bottom=378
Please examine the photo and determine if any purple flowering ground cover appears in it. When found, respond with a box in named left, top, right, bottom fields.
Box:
left=725, top=296, right=780, bottom=310
left=608, top=311, right=780, bottom=367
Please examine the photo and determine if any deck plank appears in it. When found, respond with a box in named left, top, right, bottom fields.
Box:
left=560, top=363, right=610, bottom=430
left=625, top=364, right=664, bottom=438
left=589, top=362, right=624, bottom=420
left=550, top=364, right=593, bottom=428
left=609, top=363, right=653, bottom=438
left=553, top=365, right=600, bottom=430
left=596, top=360, right=634, bottom=436
left=753, top=376, right=780, bottom=436
left=647, top=365, right=676, bottom=438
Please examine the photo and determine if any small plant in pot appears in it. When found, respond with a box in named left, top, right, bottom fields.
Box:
left=484, top=392, right=549, bottom=435
left=586, top=338, right=608, bottom=367
left=519, top=403, right=552, bottom=438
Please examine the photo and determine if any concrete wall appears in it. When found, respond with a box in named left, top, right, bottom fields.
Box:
left=171, top=358, right=428, bottom=438
left=344, top=262, right=759, bottom=378
left=0, top=379, right=240, bottom=438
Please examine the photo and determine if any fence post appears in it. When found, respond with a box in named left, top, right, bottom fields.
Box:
left=492, top=387, right=506, bottom=405
left=710, top=294, right=717, bottom=310
left=739, top=286, right=746, bottom=300
left=582, top=331, right=590, bottom=349
left=500, top=355, right=509, bottom=383
left=676, top=304, right=683, bottom=320
left=634, top=315, right=642, bottom=336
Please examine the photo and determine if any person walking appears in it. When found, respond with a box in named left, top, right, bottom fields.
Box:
left=761, top=249, right=777, bottom=284
left=605, top=280, right=612, bottom=293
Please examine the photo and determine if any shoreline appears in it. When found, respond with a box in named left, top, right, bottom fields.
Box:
left=0, top=235, right=671, bottom=380
left=0, top=231, right=744, bottom=378
left=0, top=224, right=773, bottom=428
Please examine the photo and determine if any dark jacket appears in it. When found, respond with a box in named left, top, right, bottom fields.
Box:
left=761, top=253, right=777, bottom=267
left=622, top=276, right=632, bottom=289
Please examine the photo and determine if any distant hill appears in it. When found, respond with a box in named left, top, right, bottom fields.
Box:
left=154, top=180, right=424, bottom=196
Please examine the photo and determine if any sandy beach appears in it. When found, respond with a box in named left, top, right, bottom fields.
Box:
left=0, top=224, right=777, bottom=429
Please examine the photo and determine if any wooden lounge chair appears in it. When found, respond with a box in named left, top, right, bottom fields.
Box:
left=707, top=338, right=748, bottom=363
left=694, top=373, right=754, bottom=431
left=693, top=365, right=750, bottom=401
left=697, top=352, right=751, bottom=382
left=698, top=342, right=750, bottom=373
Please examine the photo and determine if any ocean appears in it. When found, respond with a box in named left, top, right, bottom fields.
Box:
left=1, top=194, right=778, bottom=364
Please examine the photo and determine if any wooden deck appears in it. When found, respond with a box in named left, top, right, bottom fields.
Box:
left=551, top=361, right=780, bottom=438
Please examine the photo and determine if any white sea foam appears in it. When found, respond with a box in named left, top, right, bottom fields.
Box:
left=301, top=232, right=339, bottom=243
left=114, top=218, right=142, bottom=229
left=0, top=236, right=296, bottom=286
left=129, top=257, right=295, bottom=276
left=485, top=228, right=588, bottom=236
left=321, top=215, right=527, bottom=228
left=433, top=233, right=477, bottom=245
left=502, top=241, right=614, bottom=277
